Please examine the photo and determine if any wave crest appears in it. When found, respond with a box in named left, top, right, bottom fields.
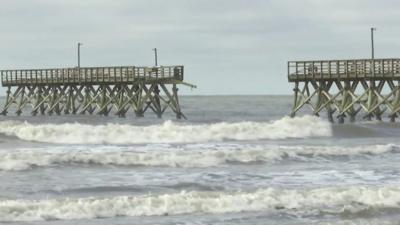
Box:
left=0, top=115, right=331, bottom=144
left=0, top=144, right=395, bottom=171
left=1, top=186, right=400, bottom=221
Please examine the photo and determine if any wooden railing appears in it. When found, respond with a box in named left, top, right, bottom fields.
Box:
left=288, top=58, right=400, bottom=81
left=1, top=65, right=184, bottom=86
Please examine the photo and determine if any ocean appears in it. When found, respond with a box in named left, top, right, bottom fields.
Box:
left=0, top=95, right=400, bottom=225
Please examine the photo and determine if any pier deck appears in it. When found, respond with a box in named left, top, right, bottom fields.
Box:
left=0, top=65, right=192, bottom=118
left=288, top=58, right=400, bottom=123
left=1, top=66, right=184, bottom=86
left=288, top=58, right=400, bottom=82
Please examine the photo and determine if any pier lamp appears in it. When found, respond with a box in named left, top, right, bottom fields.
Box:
left=153, top=48, right=158, bottom=66
left=371, top=27, right=376, bottom=60
left=78, top=42, right=83, bottom=69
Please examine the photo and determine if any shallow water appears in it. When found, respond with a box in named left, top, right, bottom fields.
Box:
left=0, top=95, right=399, bottom=225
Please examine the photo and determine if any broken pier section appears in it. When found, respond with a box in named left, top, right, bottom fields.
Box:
left=0, top=65, right=194, bottom=119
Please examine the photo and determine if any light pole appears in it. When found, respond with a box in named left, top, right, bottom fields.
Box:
left=153, top=48, right=158, bottom=66
left=78, top=42, right=83, bottom=69
left=371, top=27, right=376, bottom=60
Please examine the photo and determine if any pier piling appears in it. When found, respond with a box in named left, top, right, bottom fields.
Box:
left=288, top=58, right=400, bottom=122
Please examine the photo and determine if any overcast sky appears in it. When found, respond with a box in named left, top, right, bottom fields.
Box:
left=1, top=0, right=399, bottom=95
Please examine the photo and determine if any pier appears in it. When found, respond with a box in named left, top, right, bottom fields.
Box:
left=0, top=65, right=195, bottom=118
left=288, top=58, right=400, bottom=123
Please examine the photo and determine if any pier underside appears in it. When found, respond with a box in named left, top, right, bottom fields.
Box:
left=291, top=79, right=400, bottom=123
left=1, top=83, right=185, bottom=119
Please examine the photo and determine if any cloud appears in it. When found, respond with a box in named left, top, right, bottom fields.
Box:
left=0, top=0, right=399, bottom=94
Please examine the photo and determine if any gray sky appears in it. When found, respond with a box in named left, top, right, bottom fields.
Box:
left=1, top=0, right=399, bottom=95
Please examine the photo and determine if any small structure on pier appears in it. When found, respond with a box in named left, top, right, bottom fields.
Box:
left=288, top=58, right=400, bottom=123
left=0, top=65, right=195, bottom=118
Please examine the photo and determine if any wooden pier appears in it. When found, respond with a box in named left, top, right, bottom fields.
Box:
left=288, top=58, right=400, bottom=123
left=0, top=65, right=195, bottom=118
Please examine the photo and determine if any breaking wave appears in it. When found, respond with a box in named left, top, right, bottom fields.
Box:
left=0, top=115, right=331, bottom=144
left=1, top=186, right=400, bottom=221
left=0, top=144, right=396, bottom=171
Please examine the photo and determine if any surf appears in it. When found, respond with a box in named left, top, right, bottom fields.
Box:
left=0, top=143, right=395, bottom=171
left=0, top=115, right=332, bottom=144
left=1, top=186, right=400, bottom=221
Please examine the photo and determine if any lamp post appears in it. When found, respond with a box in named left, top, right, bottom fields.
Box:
left=153, top=48, right=158, bottom=66
left=371, top=28, right=376, bottom=60
left=370, top=28, right=377, bottom=78
left=78, top=42, right=83, bottom=69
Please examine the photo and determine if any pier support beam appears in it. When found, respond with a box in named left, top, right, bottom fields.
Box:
left=289, top=79, right=399, bottom=123
left=1, top=87, right=12, bottom=115
left=1, top=82, right=186, bottom=119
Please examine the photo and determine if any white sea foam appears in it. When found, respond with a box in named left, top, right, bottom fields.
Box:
left=1, top=186, right=400, bottom=221
left=0, top=115, right=331, bottom=144
left=315, top=220, right=397, bottom=225
left=0, top=144, right=396, bottom=171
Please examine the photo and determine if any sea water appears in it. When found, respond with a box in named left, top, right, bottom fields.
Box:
left=0, top=96, right=400, bottom=225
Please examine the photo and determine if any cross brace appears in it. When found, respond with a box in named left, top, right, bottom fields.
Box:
left=1, top=83, right=185, bottom=119
left=290, top=80, right=400, bottom=123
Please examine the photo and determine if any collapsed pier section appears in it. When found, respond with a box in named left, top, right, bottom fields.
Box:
left=0, top=65, right=194, bottom=119
left=288, top=58, right=400, bottom=123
